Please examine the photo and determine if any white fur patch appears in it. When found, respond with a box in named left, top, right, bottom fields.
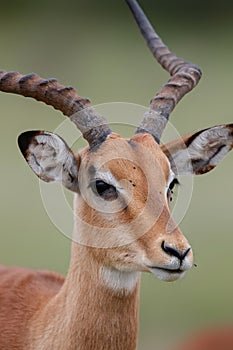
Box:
left=94, top=170, right=122, bottom=191
left=170, top=126, right=233, bottom=175
left=27, top=132, right=78, bottom=191
left=100, top=267, right=139, bottom=292
left=165, top=169, right=175, bottom=195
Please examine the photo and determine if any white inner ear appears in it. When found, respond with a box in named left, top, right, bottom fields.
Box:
left=170, top=126, right=233, bottom=175
left=28, top=132, right=78, bottom=191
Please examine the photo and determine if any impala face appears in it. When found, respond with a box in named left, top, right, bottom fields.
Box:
left=18, top=130, right=195, bottom=283
left=18, top=121, right=233, bottom=284
left=2, top=0, right=233, bottom=287
left=74, top=133, right=193, bottom=282
left=1, top=1, right=233, bottom=350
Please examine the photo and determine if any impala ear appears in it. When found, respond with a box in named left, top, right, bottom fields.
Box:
left=162, top=124, right=233, bottom=175
left=18, top=131, right=79, bottom=192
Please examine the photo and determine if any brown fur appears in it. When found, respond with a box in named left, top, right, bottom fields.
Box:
left=1, top=125, right=232, bottom=348
left=0, top=134, right=193, bottom=349
left=177, top=326, right=233, bottom=350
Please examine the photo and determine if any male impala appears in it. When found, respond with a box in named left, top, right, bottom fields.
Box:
left=0, top=0, right=232, bottom=349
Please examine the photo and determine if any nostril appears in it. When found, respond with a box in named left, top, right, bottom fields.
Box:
left=161, top=241, right=179, bottom=258
left=161, top=241, right=191, bottom=261
left=182, top=246, right=191, bottom=259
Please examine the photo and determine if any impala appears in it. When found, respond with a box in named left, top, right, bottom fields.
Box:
left=0, top=0, right=232, bottom=349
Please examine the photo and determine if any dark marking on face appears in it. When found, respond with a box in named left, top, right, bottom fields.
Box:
left=128, top=139, right=138, bottom=148
left=88, top=165, right=96, bottom=177
left=129, top=179, right=136, bottom=187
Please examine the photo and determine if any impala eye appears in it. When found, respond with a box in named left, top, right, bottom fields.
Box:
left=167, top=178, right=179, bottom=203
left=90, top=180, right=118, bottom=201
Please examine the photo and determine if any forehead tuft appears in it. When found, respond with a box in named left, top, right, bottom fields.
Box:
left=130, top=133, right=171, bottom=176
left=79, top=133, right=171, bottom=184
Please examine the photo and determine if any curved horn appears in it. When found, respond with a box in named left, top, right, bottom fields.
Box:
left=0, top=70, right=112, bottom=148
left=126, top=0, right=202, bottom=143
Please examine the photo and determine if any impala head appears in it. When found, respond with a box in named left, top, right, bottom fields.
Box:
left=1, top=0, right=233, bottom=284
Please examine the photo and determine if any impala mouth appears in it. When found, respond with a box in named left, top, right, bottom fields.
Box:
left=148, top=266, right=186, bottom=282
left=158, top=267, right=183, bottom=273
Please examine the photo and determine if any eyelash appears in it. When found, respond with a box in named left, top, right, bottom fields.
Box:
left=90, top=180, right=118, bottom=201
left=167, top=178, right=180, bottom=202
left=90, top=178, right=179, bottom=203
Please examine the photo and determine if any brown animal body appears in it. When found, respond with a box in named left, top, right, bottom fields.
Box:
left=0, top=0, right=233, bottom=349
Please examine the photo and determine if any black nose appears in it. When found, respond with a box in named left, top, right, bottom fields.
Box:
left=161, top=241, right=191, bottom=261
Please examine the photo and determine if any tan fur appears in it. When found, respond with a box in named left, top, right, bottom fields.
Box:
left=0, top=134, right=193, bottom=349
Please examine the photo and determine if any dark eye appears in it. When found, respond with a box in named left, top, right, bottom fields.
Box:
left=91, top=180, right=118, bottom=201
left=167, top=178, right=179, bottom=202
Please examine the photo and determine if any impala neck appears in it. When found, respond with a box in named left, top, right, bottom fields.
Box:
left=30, top=243, right=141, bottom=350
left=67, top=244, right=140, bottom=349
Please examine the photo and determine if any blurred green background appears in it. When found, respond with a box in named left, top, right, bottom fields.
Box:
left=0, top=1, right=233, bottom=349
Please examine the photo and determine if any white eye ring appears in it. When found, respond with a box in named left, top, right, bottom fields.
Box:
left=165, top=170, right=175, bottom=194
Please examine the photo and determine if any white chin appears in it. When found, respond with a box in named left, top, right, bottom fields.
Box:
left=149, top=267, right=186, bottom=282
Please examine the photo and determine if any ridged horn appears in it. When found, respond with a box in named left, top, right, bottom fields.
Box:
left=0, top=70, right=112, bottom=148
left=126, top=0, right=202, bottom=143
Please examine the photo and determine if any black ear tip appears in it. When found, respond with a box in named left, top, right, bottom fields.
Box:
left=18, top=130, right=41, bottom=158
